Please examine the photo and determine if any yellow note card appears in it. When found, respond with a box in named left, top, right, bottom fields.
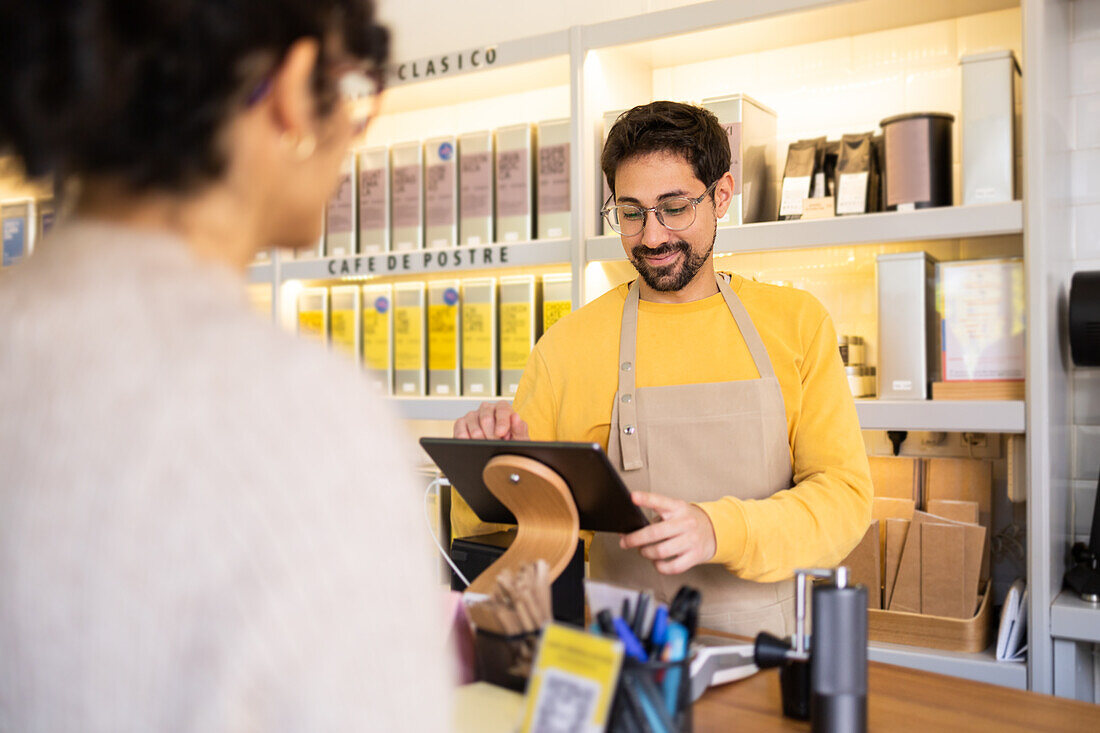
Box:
left=521, top=623, right=623, bottom=733
left=462, top=302, right=493, bottom=370
left=428, top=303, right=458, bottom=371
left=394, top=305, right=423, bottom=371
left=500, top=301, right=532, bottom=370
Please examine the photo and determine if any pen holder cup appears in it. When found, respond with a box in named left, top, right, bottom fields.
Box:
left=473, top=627, right=541, bottom=692
left=609, top=656, right=693, bottom=733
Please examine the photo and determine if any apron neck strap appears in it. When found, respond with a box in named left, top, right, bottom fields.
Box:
left=619, top=273, right=776, bottom=381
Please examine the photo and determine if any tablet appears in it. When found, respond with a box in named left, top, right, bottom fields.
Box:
left=419, top=438, right=649, bottom=533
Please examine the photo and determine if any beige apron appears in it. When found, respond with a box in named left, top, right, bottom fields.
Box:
left=592, top=274, right=796, bottom=637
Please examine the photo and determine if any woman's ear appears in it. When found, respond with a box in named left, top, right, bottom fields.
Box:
left=269, top=38, right=320, bottom=139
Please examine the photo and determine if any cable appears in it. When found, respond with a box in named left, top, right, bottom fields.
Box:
left=424, top=476, right=470, bottom=587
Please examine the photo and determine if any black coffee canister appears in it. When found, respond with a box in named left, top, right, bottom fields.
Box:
left=810, top=582, right=868, bottom=733
left=880, top=112, right=954, bottom=210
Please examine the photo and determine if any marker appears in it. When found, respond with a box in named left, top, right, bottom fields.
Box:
left=612, top=616, right=649, bottom=662
left=648, top=605, right=669, bottom=656
left=661, top=621, right=689, bottom=716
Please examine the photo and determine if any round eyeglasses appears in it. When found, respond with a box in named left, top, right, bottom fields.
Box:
left=601, top=180, right=720, bottom=237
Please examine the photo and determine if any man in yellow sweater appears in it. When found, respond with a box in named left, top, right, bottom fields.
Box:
left=454, top=101, right=871, bottom=635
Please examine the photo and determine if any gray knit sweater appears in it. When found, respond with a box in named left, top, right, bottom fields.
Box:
left=0, top=221, right=451, bottom=731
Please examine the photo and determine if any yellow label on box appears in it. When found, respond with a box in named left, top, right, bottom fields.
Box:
left=500, top=302, right=532, bottom=370
left=543, top=300, right=571, bottom=332
left=330, top=309, right=356, bottom=357
left=297, top=310, right=325, bottom=343
left=362, top=306, right=390, bottom=371
left=520, top=623, right=622, bottom=733
left=428, top=303, right=458, bottom=371
left=462, top=302, right=493, bottom=370
left=394, top=305, right=423, bottom=371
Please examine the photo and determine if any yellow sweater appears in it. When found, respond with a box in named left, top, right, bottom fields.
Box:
left=508, top=273, right=872, bottom=583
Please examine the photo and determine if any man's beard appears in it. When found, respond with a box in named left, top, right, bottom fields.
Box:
left=629, top=221, right=716, bottom=292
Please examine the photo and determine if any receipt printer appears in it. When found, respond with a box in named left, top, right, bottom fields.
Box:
left=450, top=530, right=585, bottom=626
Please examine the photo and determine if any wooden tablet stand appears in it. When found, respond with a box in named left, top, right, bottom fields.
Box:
left=465, top=454, right=581, bottom=597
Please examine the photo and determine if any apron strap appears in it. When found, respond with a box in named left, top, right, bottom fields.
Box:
left=617, top=280, right=644, bottom=471
left=715, top=273, right=777, bottom=380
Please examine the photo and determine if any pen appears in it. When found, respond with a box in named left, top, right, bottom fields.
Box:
left=625, top=669, right=674, bottom=733
left=661, top=621, right=689, bottom=716
left=648, top=605, right=669, bottom=656
left=612, top=615, right=649, bottom=662
left=632, top=592, right=651, bottom=639
left=596, top=609, right=617, bottom=636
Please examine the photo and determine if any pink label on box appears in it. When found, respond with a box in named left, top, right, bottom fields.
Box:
left=460, top=152, right=492, bottom=218
left=392, top=164, right=422, bottom=229
left=723, top=122, right=742, bottom=195
left=326, top=173, right=354, bottom=233
left=358, top=167, right=386, bottom=230
left=537, top=142, right=570, bottom=215
left=496, top=149, right=529, bottom=217
left=425, top=162, right=455, bottom=227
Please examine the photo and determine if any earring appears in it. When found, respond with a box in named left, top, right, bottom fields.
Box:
left=281, top=131, right=316, bottom=160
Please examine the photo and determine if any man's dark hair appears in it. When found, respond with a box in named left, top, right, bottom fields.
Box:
left=601, top=101, right=730, bottom=197
left=0, top=0, right=389, bottom=192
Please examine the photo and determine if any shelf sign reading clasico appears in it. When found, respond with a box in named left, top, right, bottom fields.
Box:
left=389, top=46, right=499, bottom=85
left=326, top=244, right=511, bottom=276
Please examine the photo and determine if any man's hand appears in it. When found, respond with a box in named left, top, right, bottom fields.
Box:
left=619, top=492, right=717, bottom=574
left=452, top=401, right=530, bottom=440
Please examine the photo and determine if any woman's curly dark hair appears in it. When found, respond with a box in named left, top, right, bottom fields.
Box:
left=601, top=101, right=730, bottom=197
left=0, top=0, right=389, bottom=192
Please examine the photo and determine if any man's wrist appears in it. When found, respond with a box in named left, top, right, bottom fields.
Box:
left=695, top=498, right=749, bottom=568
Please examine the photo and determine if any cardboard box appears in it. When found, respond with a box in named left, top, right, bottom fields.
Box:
left=428, top=280, right=462, bottom=396
left=329, top=285, right=361, bottom=362
left=393, top=282, right=426, bottom=395
left=841, top=521, right=881, bottom=609
left=868, top=456, right=922, bottom=503
left=927, top=499, right=979, bottom=525
left=883, top=518, right=910, bottom=609
left=296, top=288, right=329, bottom=345
left=536, top=118, right=571, bottom=240
left=357, top=146, right=391, bottom=253
left=391, top=141, right=424, bottom=251
left=461, top=278, right=498, bottom=398
left=541, top=274, right=572, bottom=334
left=499, top=275, right=539, bottom=397
left=495, top=123, right=535, bottom=243
left=458, top=131, right=494, bottom=246
left=325, top=154, right=357, bottom=256
left=425, top=136, right=459, bottom=248
left=361, top=283, right=394, bottom=395
left=1, top=198, right=36, bottom=267
left=924, top=457, right=993, bottom=529
left=920, top=523, right=968, bottom=618
left=888, top=510, right=985, bottom=618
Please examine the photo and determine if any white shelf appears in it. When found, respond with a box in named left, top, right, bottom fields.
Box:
left=391, top=397, right=490, bottom=421
left=1051, top=591, right=1100, bottom=643
left=280, top=239, right=571, bottom=282
left=869, top=641, right=1027, bottom=689
left=584, top=0, right=1017, bottom=59
left=247, top=261, right=273, bottom=285
left=855, top=400, right=1026, bottom=433
left=586, top=202, right=1024, bottom=262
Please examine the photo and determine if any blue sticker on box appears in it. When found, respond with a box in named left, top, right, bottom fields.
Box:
left=374, top=296, right=390, bottom=313
left=443, top=287, right=459, bottom=305
left=438, top=142, right=454, bottom=161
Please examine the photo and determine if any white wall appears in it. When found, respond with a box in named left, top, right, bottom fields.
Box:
left=1069, top=0, right=1100, bottom=545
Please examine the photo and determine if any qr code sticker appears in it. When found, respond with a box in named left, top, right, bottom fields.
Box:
left=530, top=668, right=600, bottom=733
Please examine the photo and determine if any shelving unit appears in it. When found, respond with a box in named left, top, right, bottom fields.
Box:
left=1051, top=591, right=1100, bottom=700
left=259, top=0, right=1076, bottom=695
left=586, top=201, right=1024, bottom=261
left=868, top=642, right=1027, bottom=689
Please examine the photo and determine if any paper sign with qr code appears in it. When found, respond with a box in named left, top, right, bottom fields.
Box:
left=521, top=623, right=623, bottom=733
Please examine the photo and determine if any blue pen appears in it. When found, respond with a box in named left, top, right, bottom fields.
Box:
left=661, top=621, right=689, bottom=716
left=611, top=616, right=649, bottom=662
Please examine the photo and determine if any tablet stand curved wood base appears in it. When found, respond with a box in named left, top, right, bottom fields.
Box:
left=465, top=454, right=580, bottom=597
